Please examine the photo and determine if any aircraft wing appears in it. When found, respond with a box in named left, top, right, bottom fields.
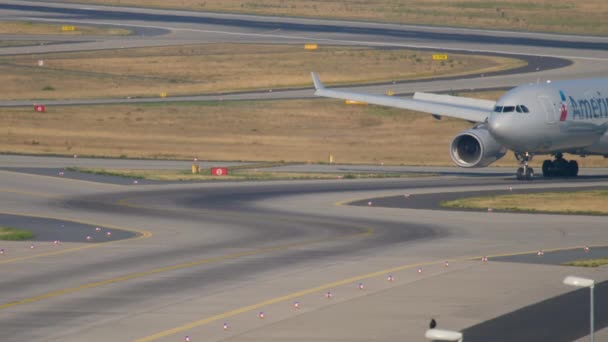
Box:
left=311, top=72, right=493, bottom=123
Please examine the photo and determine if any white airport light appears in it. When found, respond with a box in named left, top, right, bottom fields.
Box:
left=293, top=301, right=300, bottom=309
left=563, top=276, right=594, bottom=288
left=425, top=328, right=463, bottom=341
left=223, top=322, right=229, bottom=331
left=358, top=283, right=364, bottom=290
left=563, top=276, right=595, bottom=342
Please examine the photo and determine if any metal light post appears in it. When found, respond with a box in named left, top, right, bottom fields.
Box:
left=563, top=276, right=595, bottom=342
left=425, top=328, right=463, bottom=342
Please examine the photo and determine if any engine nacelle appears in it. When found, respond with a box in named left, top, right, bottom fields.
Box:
left=450, top=126, right=507, bottom=168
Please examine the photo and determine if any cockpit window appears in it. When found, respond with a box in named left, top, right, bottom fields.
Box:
left=516, top=105, right=530, bottom=113
left=494, top=106, right=503, bottom=112
left=503, top=106, right=515, bottom=113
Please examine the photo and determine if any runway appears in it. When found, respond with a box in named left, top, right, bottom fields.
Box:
left=2, top=2, right=608, bottom=341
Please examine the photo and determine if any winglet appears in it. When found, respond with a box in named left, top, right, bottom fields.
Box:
left=311, top=72, right=324, bottom=90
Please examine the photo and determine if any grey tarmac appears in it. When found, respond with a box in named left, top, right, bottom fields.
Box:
left=1, top=154, right=608, bottom=341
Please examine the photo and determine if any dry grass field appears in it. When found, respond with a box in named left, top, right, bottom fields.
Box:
left=441, top=190, right=608, bottom=214
left=58, top=0, right=608, bottom=35
left=0, top=21, right=131, bottom=36
left=0, top=44, right=523, bottom=100
left=3, top=95, right=608, bottom=167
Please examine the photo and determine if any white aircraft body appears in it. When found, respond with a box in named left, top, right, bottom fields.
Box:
left=311, top=73, right=608, bottom=180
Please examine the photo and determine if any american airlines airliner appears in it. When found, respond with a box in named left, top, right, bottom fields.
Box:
left=311, top=73, right=608, bottom=180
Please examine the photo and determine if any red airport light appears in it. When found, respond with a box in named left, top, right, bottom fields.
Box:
left=211, top=167, right=228, bottom=176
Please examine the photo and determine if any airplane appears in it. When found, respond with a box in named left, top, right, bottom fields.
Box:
left=311, top=72, right=608, bottom=180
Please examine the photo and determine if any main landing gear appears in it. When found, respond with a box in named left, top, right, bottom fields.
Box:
left=542, top=153, right=579, bottom=177
left=515, top=152, right=534, bottom=180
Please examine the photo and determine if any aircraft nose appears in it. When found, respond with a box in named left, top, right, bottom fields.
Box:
left=488, top=114, right=505, bottom=138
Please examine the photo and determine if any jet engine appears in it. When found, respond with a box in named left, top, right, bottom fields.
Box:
left=450, top=125, right=507, bottom=168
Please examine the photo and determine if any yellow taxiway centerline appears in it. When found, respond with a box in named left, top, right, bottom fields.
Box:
left=0, top=225, right=372, bottom=310
left=135, top=243, right=605, bottom=342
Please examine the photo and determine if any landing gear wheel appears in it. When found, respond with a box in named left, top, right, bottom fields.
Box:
left=525, top=167, right=534, bottom=180
left=568, top=160, right=579, bottom=177
left=515, top=152, right=534, bottom=181
left=541, top=154, right=579, bottom=178
left=542, top=160, right=554, bottom=177
left=517, top=167, right=524, bottom=180
left=516, top=167, right=534, bottom=180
